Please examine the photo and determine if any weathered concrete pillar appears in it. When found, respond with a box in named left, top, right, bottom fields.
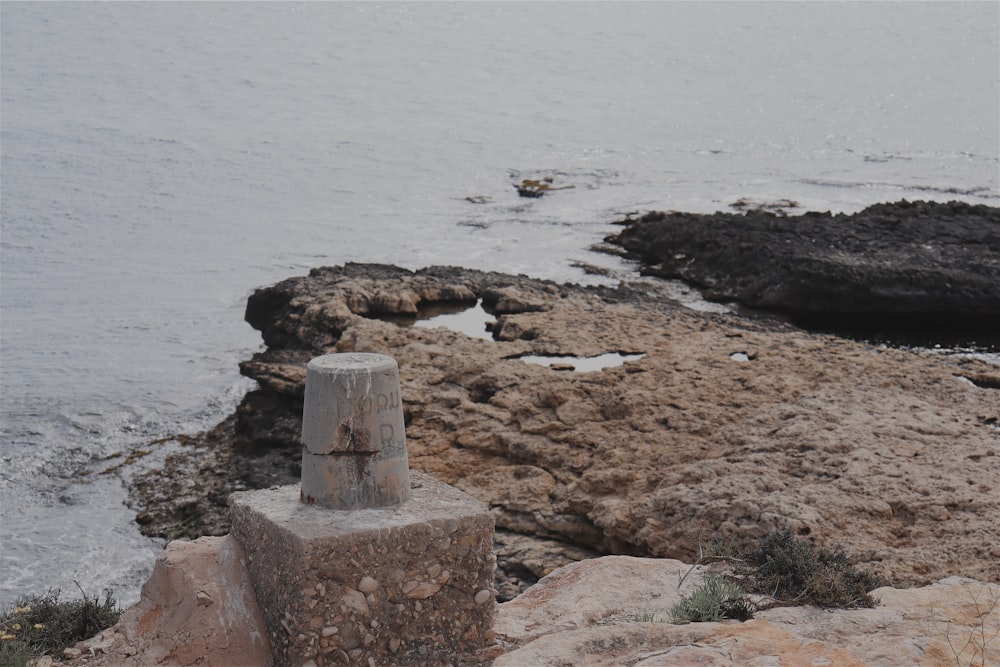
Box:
left=229, top=353, right=497, bottom=667
left=300, top=353, right=410, bottom=509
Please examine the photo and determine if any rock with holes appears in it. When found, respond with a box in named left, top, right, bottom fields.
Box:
left=130, top=263, right=1000, bottom=596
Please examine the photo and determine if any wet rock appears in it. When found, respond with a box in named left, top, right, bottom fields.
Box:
left=605, top=200, right=1000, bottom=345
left=729, top=196, right=800, bottom=214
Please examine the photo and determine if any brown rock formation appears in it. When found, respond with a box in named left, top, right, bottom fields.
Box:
left=131, top=263, right=1000, bottom=594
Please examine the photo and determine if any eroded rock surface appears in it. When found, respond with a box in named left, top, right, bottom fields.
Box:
left=605, top=200, right=1000, bottom=343
left=129, top=263, right=1000, bottom=593
left=495, top=555, right=1000, bottom=667
left=66, top=536, right=271, bottom=667
left=64, top=548, right=1000, bottom=667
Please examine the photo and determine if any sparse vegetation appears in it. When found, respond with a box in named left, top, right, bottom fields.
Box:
left=670, top=574, right=756, bottom=624
left=735, top=528, right=883, bottom=609
left=632, top=611, right=662, bottom=623
left=0, top=586, right=121, bottom=667
left=667, top=527, right=884, bottom=626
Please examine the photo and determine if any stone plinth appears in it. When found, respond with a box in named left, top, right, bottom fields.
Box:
left=229, top=472, right=496, bottom=667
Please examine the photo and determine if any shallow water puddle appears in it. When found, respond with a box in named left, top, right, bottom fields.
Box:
left=407, top=302, right=647, bottom=371
left=411, top=300, right=495, bottom=340
left=517, top=352, right=646, bottom=372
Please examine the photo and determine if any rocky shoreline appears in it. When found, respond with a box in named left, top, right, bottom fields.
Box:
left=128, top=201, right=999, bottom=602
left=605, top=199, right=1000, bottom=346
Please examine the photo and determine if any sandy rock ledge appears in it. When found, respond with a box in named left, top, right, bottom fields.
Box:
left=495, top=556, right=1000, bottom=667
left=65, top=546, right=999, bottom=666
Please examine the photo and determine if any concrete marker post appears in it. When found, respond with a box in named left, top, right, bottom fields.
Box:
left=299, top=353, right=411, bottom=509
left=229, top=352, right=497, bottom=666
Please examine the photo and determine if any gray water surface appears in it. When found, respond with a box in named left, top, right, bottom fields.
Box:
left=1, top=2, right=997, bottom=606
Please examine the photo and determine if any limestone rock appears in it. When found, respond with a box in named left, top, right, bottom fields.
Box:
left=494, top=556, right=709, bottom=645
left=67, top=535, right=271, bottom=666
left=491, top=530, right=599, bottom=602
left=130, top=263, right=1000, bottom=592
left=494, top=556, right=1000, bottom=666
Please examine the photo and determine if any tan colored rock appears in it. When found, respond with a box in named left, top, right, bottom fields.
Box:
left=339, top=271, right=999, bottom=586
left=494, top=556, right=707, bottom=644
left=495, top=555, right=1000, bottom=667
left=135, top=265, right=1000, bottom=592
left=67, top=535, right=271, bottom=666
left=491, top=530, right=598, bottom=601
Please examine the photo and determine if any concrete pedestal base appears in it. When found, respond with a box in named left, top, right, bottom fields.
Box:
left=229, top=472, right=497, bottom=667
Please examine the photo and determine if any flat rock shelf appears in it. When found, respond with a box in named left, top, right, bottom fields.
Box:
left=130, top=254, right=1000, bottom=598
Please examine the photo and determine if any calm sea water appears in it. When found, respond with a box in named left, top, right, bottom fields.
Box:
left=1, top=2, right=997, bottom=607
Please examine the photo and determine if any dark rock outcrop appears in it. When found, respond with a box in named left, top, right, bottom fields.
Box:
left=605, top=200, right=1000, bottom=345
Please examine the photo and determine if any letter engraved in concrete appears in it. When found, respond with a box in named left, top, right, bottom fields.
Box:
left=376, top=390, right=399, bottom=413
left=380, top=423, right=394, bottom=445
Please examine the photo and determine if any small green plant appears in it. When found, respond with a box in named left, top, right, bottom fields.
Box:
left=736, top=528, right=882, bottom=608
left=632, top=611, right=663, bottom=623
left=666, top=526, right=884, bottom=626
left=670, top=574, right=756, bottom=624
left=0, top=586, right=122, bottom=667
